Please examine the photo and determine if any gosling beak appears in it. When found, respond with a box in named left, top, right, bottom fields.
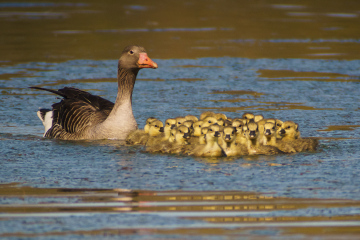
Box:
left=249, top=131, right=256, bottom=138
left=279, top=129, right=285, bottom=135
left=159, top=127, right=164, bottom=132
left=225, top=134, right=231, bottom=140
left=183, top=132, right=190, bottom=139
left=170, top=124, right=176, bottom=129
left=264, top=129, right=271, bottom=136
left=214, top=131, right=220, bottom=137
left=138, top=53, right=158, bottom=69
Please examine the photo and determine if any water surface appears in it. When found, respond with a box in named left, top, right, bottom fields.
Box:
left=0, top=0, right=360, bottom=239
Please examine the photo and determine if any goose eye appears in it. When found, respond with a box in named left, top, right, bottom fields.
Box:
left=209, top=129, right=213, bottom=132
left=129, top=50, right=134, bottom=55
left=208, top=120, right=211, bottom=123
left=179, top=130, right=182, bottom=133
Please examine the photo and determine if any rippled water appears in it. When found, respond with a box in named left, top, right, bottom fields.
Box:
left=1, top=0, right=360, bottom=239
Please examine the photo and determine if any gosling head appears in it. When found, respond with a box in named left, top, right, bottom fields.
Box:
left=185, top=115, right=199, bottom=122
left=214, top=113, right=227, bottom=120
left=148, top=120, right=164, bottom=137
left=175, top=117, right=186, bottom=127
left=164, top=118, right=177, bottom=136
left=242, top=112, right=255, bottom=123
left=200, top=111, right=215, bottom=120
left=264, top=122, right=276, bottom=137
left=192, top=120, right=204, bottom=137
left=279, top=121, right=298, bottom=140
left=202, top=116, right=218, bottom=128
left=175, top=125, right=191, bottom=144
left=144, top=117, right=158, bottom=133
left=223, top=126, right=236, bottom=143
left=254, top=114, right=264, bottom=123
left=206, top=124, right=221, bottom=142
left=246, top=122, right=259, bottom=140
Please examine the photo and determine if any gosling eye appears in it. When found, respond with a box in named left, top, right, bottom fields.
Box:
left=167, top=123, right=170, bottom=125
left=179, top=130, right=182, bottom=133
left=178, top=122, right=181, bottom=125
left=287, top=126, right=291, bottom=129
left=129, top=50, right=134, bottom=55
left=209, top=129, right=213, bottom=132
left=208, top=120, right=211, bottom=123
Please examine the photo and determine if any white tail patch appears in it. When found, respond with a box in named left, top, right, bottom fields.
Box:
left=36, top=110, right=53, bottom=137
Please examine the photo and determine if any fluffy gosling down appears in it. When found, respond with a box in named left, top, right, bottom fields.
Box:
left=127, top=112, right=319, bottom=157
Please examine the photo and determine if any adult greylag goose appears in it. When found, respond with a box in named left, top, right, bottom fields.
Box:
left=30, top=45, right=158, bottom=140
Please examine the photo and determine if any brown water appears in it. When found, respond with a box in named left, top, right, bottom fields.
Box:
left=1, top=0, right=360, bottom=64
left=1, top=0, right=360, bottom=239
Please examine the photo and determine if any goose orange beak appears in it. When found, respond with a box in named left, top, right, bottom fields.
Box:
left=138, top=53, right=158, bottom=69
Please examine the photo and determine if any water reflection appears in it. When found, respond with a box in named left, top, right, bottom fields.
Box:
left=1, top=184, right=359, bottom=238
left=1, top=0, right=360, bottom=63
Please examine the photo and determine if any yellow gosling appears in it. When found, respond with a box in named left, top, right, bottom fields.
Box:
left=262, top=122, right=294, bottom=153
left=169, top=125, right=191, bottom=154
left=175, top=117, right=187, bottom=127
left=145, top=120, right=165, bottom=146
left=185, top=115, right=199, bottom=122
left=254, top=114, right=264, bottom=122
left=279, top=121, right=318, bottom=152
left=220, top=126, right=247, bottom=156
left=246, top=122, right=282, bottom=155
left=126, top=117, right=159, bottom=145
left=242, top=112, right=255, bottom=123
left=189, top=120, right=204, bottom=144
left=214, top=113, right=227, bottom=120
left=200, top=111, right=215, bottom=120
left=189, top=124, right=225, bottom=157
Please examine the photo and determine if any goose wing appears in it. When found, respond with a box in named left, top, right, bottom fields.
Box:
left=30, top=87, right=114, bottom=138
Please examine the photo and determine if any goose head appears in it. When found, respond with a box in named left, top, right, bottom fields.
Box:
left=119, top=46, right=158, bottom=70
